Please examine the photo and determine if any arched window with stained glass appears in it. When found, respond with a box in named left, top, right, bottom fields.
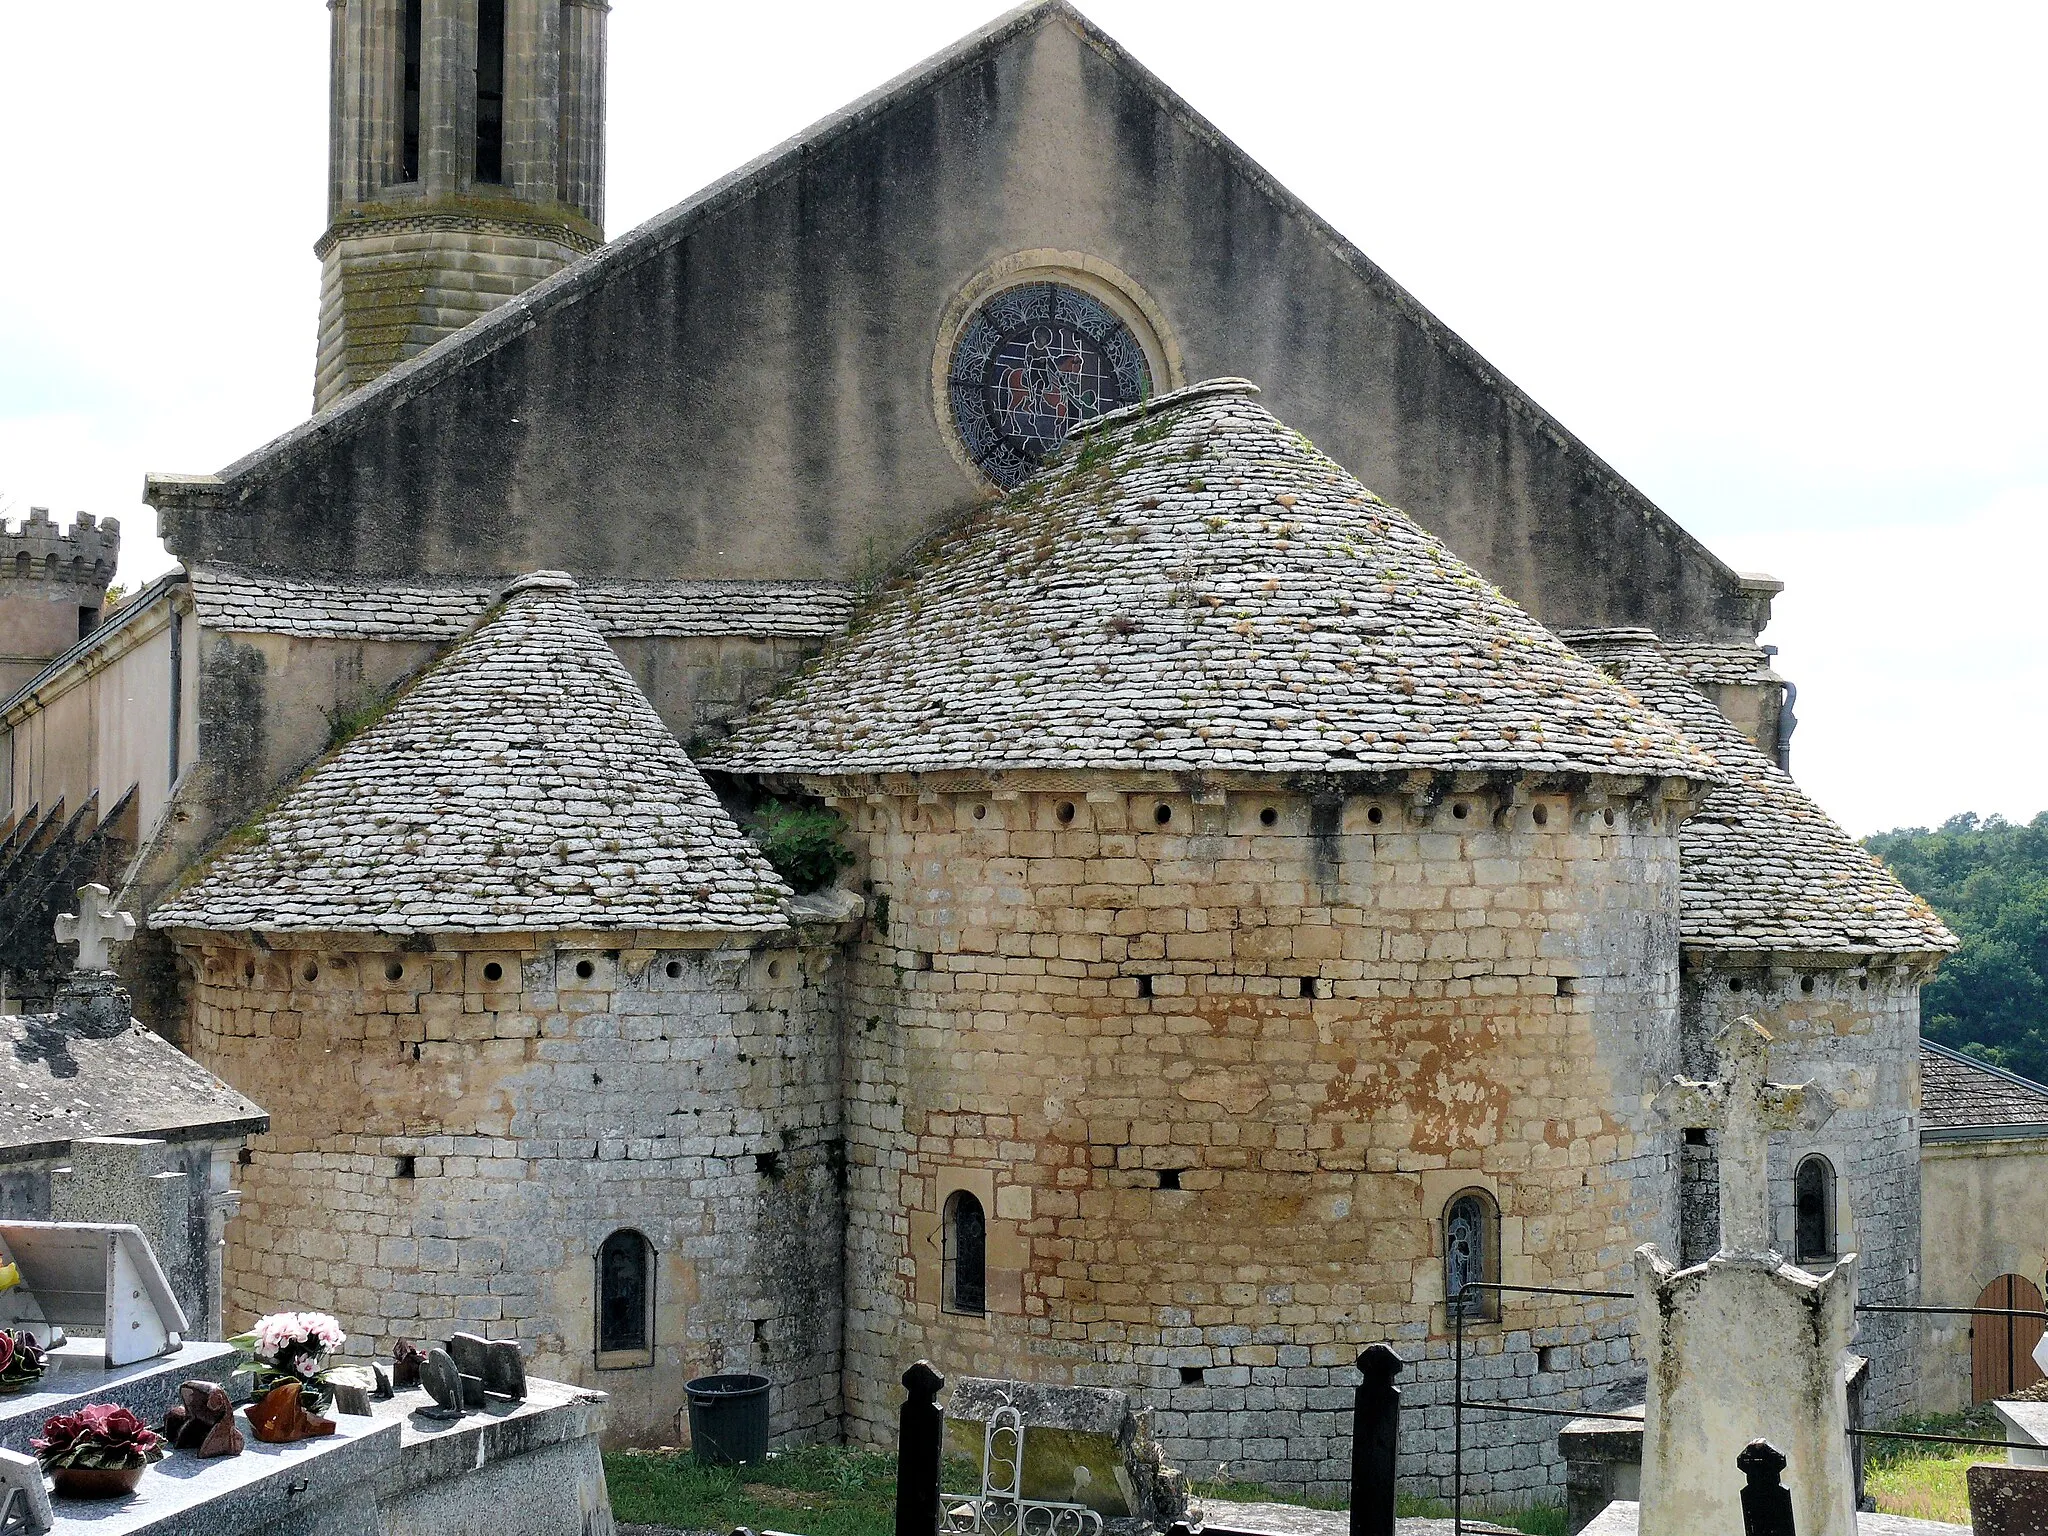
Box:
left=1445, top=1189, right=1500, bottom=1322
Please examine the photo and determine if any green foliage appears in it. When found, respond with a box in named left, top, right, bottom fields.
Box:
left=604, top=1445, right=975, bottom=1536
left=322, top=689, right=397, bottom=753
left=744, top=799, right=856, bottom=894
left=1861, top=1402, right=2004, bottom=1523
left=1865, top=812, right=2048, bottom=1080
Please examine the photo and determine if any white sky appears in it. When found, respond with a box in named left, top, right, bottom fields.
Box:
left=2, top=1, right=2042, bottom=837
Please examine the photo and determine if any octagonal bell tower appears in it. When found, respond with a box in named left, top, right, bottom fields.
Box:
left=316, top=0, right=607, bottom=411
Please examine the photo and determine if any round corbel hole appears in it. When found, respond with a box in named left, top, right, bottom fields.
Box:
left=575, top=959, right=596, bottom=981
left=1366, top=805, right=1384, bottom=826
left=768, top=959, right=785, bottom=981
left=1452, top=802, right=1470, bottom=820
left=666, top=960, right=684, bottom=980
left=385, top=961, right=404, bottom=982
left=1154, top=803, right=1173, bottom=825
left=302, top=962, right=320, bottom=983
left=973, top=804, right=988, bottom=821
left=1728, top=975, right=1744, bottom=993
left=1603, top=808, right=1617, bottom=827
left=483, top=961, right=504, bottom=983
left=1259, top=806, right=1279, bottom=827
left=1056, top=801, right=1076, bottom=824
left=1800, top=975, right=1816, bottom=994
left=1532, top=804, right=1549, bottom=827
left=243, top=961, right=256, bottom=981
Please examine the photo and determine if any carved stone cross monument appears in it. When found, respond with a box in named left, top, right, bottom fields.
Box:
left=54, top=883, right=135, bottom=973
left=1653, top=1016, right=1833, bottom=1256
left=1634, top=1016, right=1859, bottom=1536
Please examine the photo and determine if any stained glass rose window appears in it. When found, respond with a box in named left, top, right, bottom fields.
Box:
left=948, top=282, right=1154, bottom=488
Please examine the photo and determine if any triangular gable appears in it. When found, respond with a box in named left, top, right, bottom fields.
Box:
left=151, top=1, right=1763, bottom=643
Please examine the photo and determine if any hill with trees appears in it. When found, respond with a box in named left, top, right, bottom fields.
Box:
left=1865, top=812, right=2048, bottom=1082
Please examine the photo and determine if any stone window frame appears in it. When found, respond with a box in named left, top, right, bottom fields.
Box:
left=1793, top=1154, right=1839, bottom=1267
left=913, top=1165, right=1028, bottom=1323
left=594, top=1227, right=656, bottom=1370
left=1420, top=1170, right=1525, bottom=1335
left=929, top=249, right=1187, bottom=494
left=1444, top=1187, right=1502, bottom=1324
left=942, top=1188, right=988, bottom=1317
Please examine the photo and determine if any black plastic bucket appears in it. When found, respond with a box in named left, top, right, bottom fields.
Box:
left=685, top=1372, right=772, bottom=1465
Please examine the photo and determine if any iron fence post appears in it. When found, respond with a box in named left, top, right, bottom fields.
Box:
left=1737, top=1439, right=1796, bottom=1536
left=1453, top=1288, right=1464, bottom=1534
left=1350, top=1344, right=1404, bottom=1536
left=897, top=1360, right=946, bottom=1536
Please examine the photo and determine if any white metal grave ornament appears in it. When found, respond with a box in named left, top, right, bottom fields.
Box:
left=1634, top=1017, right=1858, bottom=1536
left=943, top=1395, right=1104, bottom=1536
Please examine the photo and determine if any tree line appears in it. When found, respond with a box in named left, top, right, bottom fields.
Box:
left=1866, top=812, right=2048, bottom=1083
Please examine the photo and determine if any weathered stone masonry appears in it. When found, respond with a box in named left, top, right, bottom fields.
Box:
left=176, top=930, right=845, bottom=1447
left=826, top=776, right=1693, bottom=1500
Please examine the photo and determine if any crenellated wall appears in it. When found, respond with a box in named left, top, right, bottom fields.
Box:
left=175, top=929, right=845, bottom=1446
left=0, top=509, right=120, bottom=699
left=821, top=773, right=1694, bottom=1501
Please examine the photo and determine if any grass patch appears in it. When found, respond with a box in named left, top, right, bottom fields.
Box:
left=1864, top=1402, right=2004, bottom=1524
left=606, top=1445, right=978, bottom=1536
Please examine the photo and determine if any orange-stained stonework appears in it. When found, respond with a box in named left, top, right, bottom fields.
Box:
left=816, top=775, right=1694, bottom=1485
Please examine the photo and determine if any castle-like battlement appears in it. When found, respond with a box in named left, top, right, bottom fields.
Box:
left=2, top=508, right=121, bottom=590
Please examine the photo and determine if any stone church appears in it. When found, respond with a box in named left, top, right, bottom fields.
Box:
left=0, top=0, right=1967, bottom=1502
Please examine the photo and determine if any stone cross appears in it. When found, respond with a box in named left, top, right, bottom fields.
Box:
left=54, top=884, right=135, bottom=973
left=1654, top=1016, right=1833, bottom=1258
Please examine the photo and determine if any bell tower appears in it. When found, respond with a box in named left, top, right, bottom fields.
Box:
left=315, top=0, right=608, bottom=412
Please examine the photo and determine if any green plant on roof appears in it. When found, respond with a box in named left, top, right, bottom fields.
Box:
left=745, top=799, right=856, bottom=895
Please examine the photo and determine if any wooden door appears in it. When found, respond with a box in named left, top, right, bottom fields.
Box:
left=1973, top=1273, right=2047, bottom=1401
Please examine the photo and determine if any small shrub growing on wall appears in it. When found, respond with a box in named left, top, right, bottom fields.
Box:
left=744, top=799, right=855, bottom=894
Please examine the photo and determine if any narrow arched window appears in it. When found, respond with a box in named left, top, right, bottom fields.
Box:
left=474, top=0, right=506, bottom=184
left=400, top=0, right=423, bottom=181
left=943, top=1191, right=987, bottom=1316
left=1445, top=1190, right=1501, bottom=1321
left=596, top=1229, right=653, bottom=1361
left=13, top=551, right=27, bottom=579
left=1795, top=1156, right=1836, bottom=1265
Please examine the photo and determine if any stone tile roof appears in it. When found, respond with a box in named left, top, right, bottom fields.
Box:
left=710, top=382, right=1720, bottom=783
left=153, top=572, right=791, bottom=936
left=3, top=1001, right=268, bottom=1163
left=187, top=566, right=853, bottom=642
left=1662, top=640, right=1781, bottom=689
left=1920, top=1040, right=2048, bottom=1137
left=1563, top=629, right=1954, bottom=956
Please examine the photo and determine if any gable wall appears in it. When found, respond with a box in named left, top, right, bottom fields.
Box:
left=159, top=13, right=1758, bottom=641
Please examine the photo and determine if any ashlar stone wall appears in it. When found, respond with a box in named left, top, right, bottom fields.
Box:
left=1678, top=959, right=1927, bottom=1421
left=178, top=930, right=844, bottom=1444
left=825, top=774, right=1695, bottom=1501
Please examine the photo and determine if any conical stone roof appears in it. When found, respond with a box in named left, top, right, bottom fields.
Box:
left=153, top=572, right=791, bottom=935
left=710, top=381, right=1720, bottom=783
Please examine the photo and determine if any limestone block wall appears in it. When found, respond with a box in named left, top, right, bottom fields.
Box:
left=179, top=932, right=844, bottom=1445
left=1678, top=961, right=1926, bottom=1421
left=829, top=776, right=1691, bottom=1501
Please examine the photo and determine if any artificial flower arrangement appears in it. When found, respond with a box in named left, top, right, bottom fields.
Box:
left=34, top=1403, right=167, bottom=1498
left=0, top=1328, right=46, bottom=1394
left=231, top=1311, right=348, bottom=1413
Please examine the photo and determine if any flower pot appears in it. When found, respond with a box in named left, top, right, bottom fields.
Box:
left=51, top=1464, right=146, bottom=1499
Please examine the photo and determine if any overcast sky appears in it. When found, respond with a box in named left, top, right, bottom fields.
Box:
left=3, top=2, right=2042, bottom=836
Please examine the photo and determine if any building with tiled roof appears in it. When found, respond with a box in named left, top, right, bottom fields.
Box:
left=713, top=382, right=1719, bottom=786
left=0, top=0, right=1986, bottom=1498
left=154, top=571, right=792, bottom=936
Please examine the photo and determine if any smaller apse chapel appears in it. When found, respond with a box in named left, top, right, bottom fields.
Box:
left=150, top=572, right=852, bottom=1444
